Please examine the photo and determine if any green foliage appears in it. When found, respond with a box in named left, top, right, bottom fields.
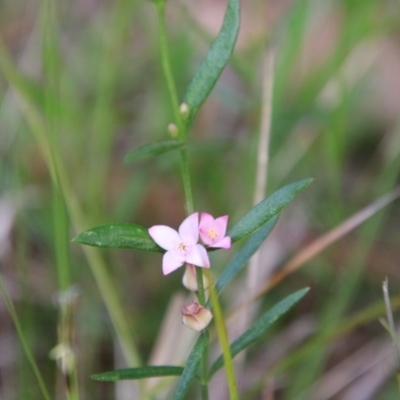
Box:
left=182, top=0, right=240, bottom=127
left=124, top=141, right=185, bottom=164
left=72, top=224, right=163, bottom=252
left=2, top=0, right=399, bottom=398
left=209, top=288, right=310, bottom=376
left=216, top=215, right=279, bottom=295
left=173, top=333, right=208, bottom=400
left=228, top=178, right=313, bottom=243
left=91, top=365, right=184, bottom=381
left=73, top=180, right=311, bottom=253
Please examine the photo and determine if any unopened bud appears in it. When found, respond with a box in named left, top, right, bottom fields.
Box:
left=179, top=103, right=189, bottom=118
left=182, top=301, right=213, bottom=331
left=182, top=264, right=209, bottom=292
left=49, top=344, right=75, bottom=374
left=168, top=123, right=179, bottom=137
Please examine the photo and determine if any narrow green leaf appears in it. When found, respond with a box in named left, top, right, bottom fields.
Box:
left=216, top=216, right=278, bottom=295
left=124, top=141, right=185, bottom=164
left=173, top=333, right=208, bottom=400
left=209, top=288, right=310, bottom=376
left=91, top=365, right=184, bottom=381
left=182, top=0, right=240, bottom=126
left=228, top=178, right=313, bottom=243
left=72, top=224, right=163, bottom=252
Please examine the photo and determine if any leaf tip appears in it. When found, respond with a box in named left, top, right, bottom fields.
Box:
left=296, top=287, right=311, bottom=299
left=90, top=373, right=107, bottom=381
left=71, top=234, right=80, bottom=243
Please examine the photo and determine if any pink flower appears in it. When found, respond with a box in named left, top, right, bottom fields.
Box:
left=182, top=301, right=213, bottom=331
left=148, top=212, right=210, bottom=275
left=199, top=213, right=231, bottom=249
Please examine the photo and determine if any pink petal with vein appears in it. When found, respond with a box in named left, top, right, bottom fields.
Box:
left=214, top=215, right=229, bottom=236
left=163, top=250, right=185, bottom=275
left=179, top=212, right=199, bottom=245
left=148, top=226, right=180, bottom=250
left=211, top=236, right=231, bottom=249
left=199, top=212, right=213, bottom=229
left=186, top=244, right=210, bottom=268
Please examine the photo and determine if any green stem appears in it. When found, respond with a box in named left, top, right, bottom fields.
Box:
left=179, top=148, right=194, bottom=214
left=196, top=268, right=206, bottom=306
left=201, top=330, right=210, bottom=400
left=154, top=5, right=212, bottom=400
left=0, top=271, right=52, bottom=400
left=207, top=270, right=239, bottom=400
left=154, top=0, right=184, bottom=138
left=155, top=0, right=194, bottom=215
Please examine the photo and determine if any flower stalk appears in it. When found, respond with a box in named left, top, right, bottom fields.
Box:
left=154, top=3, right=238, bottom=398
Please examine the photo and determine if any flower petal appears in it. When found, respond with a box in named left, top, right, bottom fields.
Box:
left=162, top=250, right=185, bottom=275
left=199, top=213, right=215, bottom=245
left=199, top=212, right=214, bottom=230
left=185, top=244, right=210, bottom=268
left=210, top=236, right=231, bottom=249
left=148, top=226, right=180, bottom=250
left=179, top=212, right=199, bottom=245
left=214, top=215, right=229, bottom=237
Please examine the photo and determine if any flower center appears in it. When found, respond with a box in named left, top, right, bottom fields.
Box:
left=178, top=241, right=189, bottom=254
left=206, top=227, right=218, bottom=240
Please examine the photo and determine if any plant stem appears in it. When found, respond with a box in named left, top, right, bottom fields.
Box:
left=201, top=330, right=210, bottom=400
left=196, top=268, right=206, bottom=306
left=155, top=0, right=195, bottom=215
left=154, top=0, right=184, bottom=138
left=207, top=271, right=239, bottom=400
left=155, top=4, right=212, bottom=399
left=179, top=148, right=194, bottom=214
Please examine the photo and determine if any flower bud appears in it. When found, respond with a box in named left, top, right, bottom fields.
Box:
left=182, top=264, right=209, bottom=292
left=168, top=123, right=179, bottom=138
left=179, top=102, right=189, bottom=118
left=49, top=344, right=75, bottom=374
left=182, top=301, right=213, bottom=331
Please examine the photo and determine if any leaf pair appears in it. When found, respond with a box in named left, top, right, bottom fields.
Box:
left=91, top=288, right=309, bottom=396
left=73, top=178, right=313, bottom=252
left=123, top=0, right=241, bottom=163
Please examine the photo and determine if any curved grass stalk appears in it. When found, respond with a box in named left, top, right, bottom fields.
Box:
left=0, top=36, right=141, bottom=370
left=0, top=272, right=51, bottom=400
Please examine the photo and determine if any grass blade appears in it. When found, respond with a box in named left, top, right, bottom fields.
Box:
left=91, top=365, right=184, bottom=381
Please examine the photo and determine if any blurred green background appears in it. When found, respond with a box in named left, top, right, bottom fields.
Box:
left=1, top=0, right=400, bottom=399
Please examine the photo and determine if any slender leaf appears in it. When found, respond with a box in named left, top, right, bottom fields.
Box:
left=73, top=224, right=163, bottom=252
left=91, top=365, right=184, bottom=381
left=216, top=216, right=278, bottom=295
left=209, top=288, right=310, bottom=376
left=182, top=0, right=240, bottom=126
left=173, top=333, right=208, bottom=400
left=124, top=141, right=185, bottom=164
left=228, top=178, right=313, bottom=243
